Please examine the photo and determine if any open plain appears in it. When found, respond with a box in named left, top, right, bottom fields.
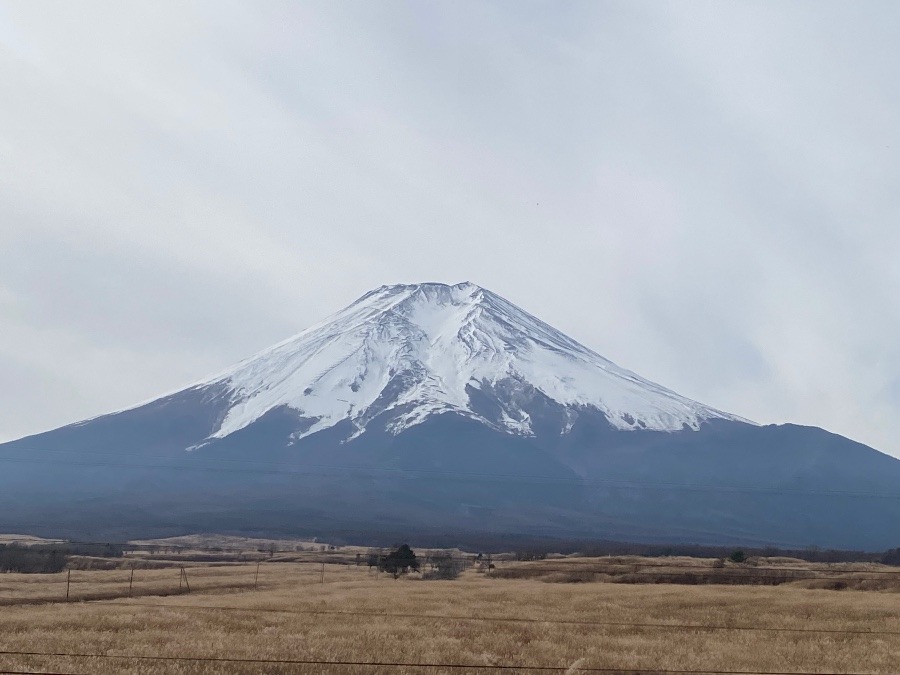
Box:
left=1, top=553, right=898, bottom=674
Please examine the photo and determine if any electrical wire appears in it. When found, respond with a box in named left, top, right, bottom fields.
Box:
left=87, top=600, right=900, bottom=636
left=0, top=649, right=884, bottom=674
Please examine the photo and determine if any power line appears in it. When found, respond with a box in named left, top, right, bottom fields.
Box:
left=0, top=649, right=882, bottom=674
left=89, top=601, right=900, bottom=636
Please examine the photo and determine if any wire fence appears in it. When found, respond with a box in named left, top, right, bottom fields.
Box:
left=0, top=560, right=349, bottom=606
left=1, top=552, right=897, bottom=674
left=2, top=558, right=897, bottom=636
left=3, top=545, right=900, bottom=607
left=5, top=536, right=900, bottom=571
left=0, top=649, right=891, bottom=674
left=87, top=600, right=900, bottom=637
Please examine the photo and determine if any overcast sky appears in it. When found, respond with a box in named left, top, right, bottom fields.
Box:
left=1, top=1, right=899, bottom=458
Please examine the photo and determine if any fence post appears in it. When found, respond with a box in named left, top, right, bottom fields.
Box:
left=65, top=569, right=71, bottom=601
left=321, top=562, right=325, bottom=584
left=255, top=562, right=260, bottom=590
left=179, top=566, right=191, bottom=593
left=129, top=567, right=135, bottom=596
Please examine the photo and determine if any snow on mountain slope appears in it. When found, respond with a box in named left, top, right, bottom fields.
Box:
left=198, top=282, right=749, bottom=443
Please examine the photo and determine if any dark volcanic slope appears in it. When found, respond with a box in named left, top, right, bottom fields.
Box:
left=2, top=392, right=898, bottom=549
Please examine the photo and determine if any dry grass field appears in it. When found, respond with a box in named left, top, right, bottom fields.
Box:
left=1, top=555, right=898, bottom=674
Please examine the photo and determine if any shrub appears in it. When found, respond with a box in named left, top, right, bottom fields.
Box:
left=423, top=553, right=462, bottom=580
left=728, top=550, right=747, bottom=563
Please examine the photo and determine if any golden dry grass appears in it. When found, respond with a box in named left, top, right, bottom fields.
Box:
left=1, top=558, right=897, bottom=674
left=491, top=556, right=900, bottom=591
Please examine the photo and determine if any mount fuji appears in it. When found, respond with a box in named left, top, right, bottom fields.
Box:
left=2, top=282, right=899, bottom=549
left=197, top=281, right=748, bottom=443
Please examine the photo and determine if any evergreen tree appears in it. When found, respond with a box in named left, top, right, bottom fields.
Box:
left=379, top=544, right=419, bottom=578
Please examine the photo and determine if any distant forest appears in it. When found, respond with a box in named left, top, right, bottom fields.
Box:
left=508, top=540, right=900, bottom=565
left=0, top=542, right=123, bottom=573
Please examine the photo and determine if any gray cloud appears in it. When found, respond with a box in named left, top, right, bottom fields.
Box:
left=1, top=0, right=898, bottom=457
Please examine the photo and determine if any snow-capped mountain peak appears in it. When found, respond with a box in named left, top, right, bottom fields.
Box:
left=200, top=282, right=748, bottom=443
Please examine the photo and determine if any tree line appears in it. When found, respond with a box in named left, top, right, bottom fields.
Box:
left=0, top=542, right=124, bottom=573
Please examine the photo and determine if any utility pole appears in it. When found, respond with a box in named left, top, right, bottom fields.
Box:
left=129, top=567, right=135, bottom=596
left=65, top=569, right=71, bottom=601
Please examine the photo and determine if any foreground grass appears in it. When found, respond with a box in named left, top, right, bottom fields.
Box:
left=0, top=560, right=897, bottom=674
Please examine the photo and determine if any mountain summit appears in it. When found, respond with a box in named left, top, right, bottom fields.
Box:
left=3, top=282, right=900, bottom=550
left=198, top=282, right=746, bottom=445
